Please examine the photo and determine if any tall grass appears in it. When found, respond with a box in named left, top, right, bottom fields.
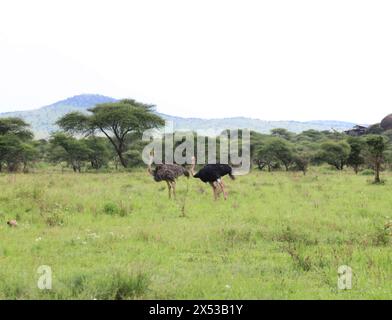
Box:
left=0, top=167, right=391, bottom=299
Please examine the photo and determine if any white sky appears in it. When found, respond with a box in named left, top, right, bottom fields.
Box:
left=0, top=0, right=391, bottom=123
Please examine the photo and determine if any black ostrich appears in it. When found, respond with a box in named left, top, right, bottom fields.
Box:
left=147, top=154, right=190, bottom=199
left=190, top=157, right=235, bottom=200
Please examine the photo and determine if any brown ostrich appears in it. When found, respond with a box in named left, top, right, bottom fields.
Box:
left=147, top=154, right=190, bottom=199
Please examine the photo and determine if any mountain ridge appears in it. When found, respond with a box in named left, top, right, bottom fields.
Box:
left=0, top=94, right=357, bottom=138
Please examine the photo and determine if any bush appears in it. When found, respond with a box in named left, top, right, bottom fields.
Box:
left=44, top=210, right=65, bottom=227
left=102, top=202, right=129, bottom=216
left=360, top=169, right=375, bottom=176
left=60, top=270, right=150, bottom=299
left=94, top=271, right=150, bottom=300
left=103, top=202, right=119, bottom=215
left=371, top=225, right=391, bottom=246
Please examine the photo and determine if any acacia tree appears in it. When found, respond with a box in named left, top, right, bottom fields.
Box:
left=84, top=136, right=111, bottom=170
left=346, top=137, right=365, bottom=174
left=319, top=141, right=350, bottom=170
left=270, top=128, right=294, bottom=141
left=296, top=129, right=326, bottom=142
left=267, top=137, right=294, bottom=171
left=49, top=133, right=91, bottom=172
left=292, top=152, right=311, bottom=175
left=0, top=118, right=36, bottom=172
left=365, top=135, right=386, bottom=183
left=57, top=99, right=165, bottom=168
left=0, top=117, right=33, bottom=139
left=0, top=135, right=37, bottom=172
left=256, top=137, right=294, bottom=171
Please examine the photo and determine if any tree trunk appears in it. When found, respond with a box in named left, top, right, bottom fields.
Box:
left=117, top=152, right=128, bottom=168
left=99, top=128, right=128, bottom=168
left=375, top=160, right=381, bottom=183
left=7, top=162, right=19, bottom=172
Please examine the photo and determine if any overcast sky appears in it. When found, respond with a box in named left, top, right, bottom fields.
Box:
left=0, top=0, right=391, bottom=123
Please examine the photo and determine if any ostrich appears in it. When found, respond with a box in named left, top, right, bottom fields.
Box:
left=147, top=155, right=190, bottom=199
left=190, top=157, right=235, bottom=200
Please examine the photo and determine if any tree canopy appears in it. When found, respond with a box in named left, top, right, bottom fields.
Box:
left=0, top=118, right=36, bottom=172
left=318, top=141, right=350, bottom=170
left=57, top=99, right=165, bottom=167
left=365, top=135, right=387, bottom=183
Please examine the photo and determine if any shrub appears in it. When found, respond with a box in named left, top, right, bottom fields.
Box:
left=371, top=225, right=391, bottom=246
left=102, top=202, right=129, bottom=216
left=360, top=169, right=375, bottom=176
left=95, top=271, right=150, bottom=300
left=103, top=202, right=119, bottom=215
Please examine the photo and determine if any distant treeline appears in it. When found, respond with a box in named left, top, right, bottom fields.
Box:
left=0, top=100, right=391, bottom=183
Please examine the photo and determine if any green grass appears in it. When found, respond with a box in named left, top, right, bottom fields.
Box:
left=0, top=167, right=392, bottom=299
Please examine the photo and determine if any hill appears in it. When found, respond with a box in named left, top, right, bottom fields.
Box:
left=0, top=94, right=356, bottom=138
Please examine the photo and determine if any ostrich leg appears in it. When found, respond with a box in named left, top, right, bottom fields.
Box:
left=215, top=182, right=222, bottom=198
left=209, top=182, right=217, bottom=200
left=171, top=181, right=176, bottom=199
left=166, top=181, right=172, bottom=199
left=217, top=179, right=227, bottom=200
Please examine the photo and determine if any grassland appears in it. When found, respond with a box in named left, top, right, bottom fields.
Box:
left=0, top=167, right=391, bottom=299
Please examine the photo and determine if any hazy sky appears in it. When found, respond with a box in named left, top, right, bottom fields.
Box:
left=0, top=0, right=391, bottom=123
